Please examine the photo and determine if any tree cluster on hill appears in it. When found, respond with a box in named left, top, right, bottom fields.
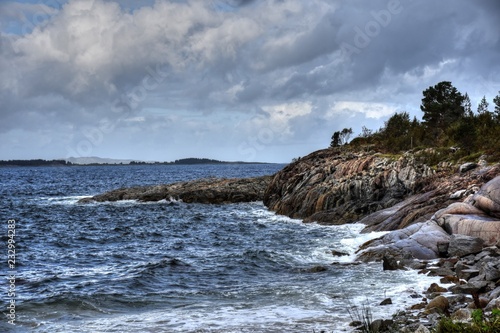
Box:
left=0, top=159, right=72, bottom=167
left=334, top=81, right=500, bottom=161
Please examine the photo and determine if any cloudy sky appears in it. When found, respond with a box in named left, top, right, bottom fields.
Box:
left=1, top=0, right=499, bottom=163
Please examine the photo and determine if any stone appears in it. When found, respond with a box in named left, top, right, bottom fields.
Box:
left=449, top=280, right=489, bottom=294
left=383, top=255, right=402, bottom=270
left=488, top=286, right=500, bottom=300
left=481, top=261, right=500, bottom=281
left=427, top=283, right=447, bottom=293
left=483, top=246, right=500, bottom=257
left=485, top=297, right=500, bottom=311
left=380, top=298, right=392, bottom=305
left=331, top=250, right=349, bottom=257
left=427, top=267, right=455, bottom=277
left=470, top=176, right=500, bottom=218
left=460, top=162, right=478, bottom=173
left=440, top=275, right=460, bottom=284
left=425, top=295, right=449, bottom=314
left=450, top=189, right=467, bottom=199
left=414, top=325, right=430, bottom=333
left=370, top=319, right=393, bottom=332
left=410, top=303, right=426, bottom=310
left=443, top=216, right=500, bottom=246
left=356, top=221, right=451, bottom=261
left=304, top=265, right=328, bottom=273
left=451, top=308, right=471, bottom=321
left=457, top=269, right=480, bottom=280
left=437, top=242, right=449, bottom=257
left=447, top=234, right=484, bottom=257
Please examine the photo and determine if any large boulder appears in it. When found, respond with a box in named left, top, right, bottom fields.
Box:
left=447, top=234, right=484, bottom=257
left=432, top=177, right=500, bottom=245
left=469, top=176, right=500, bottom=218
left=356, top=221, right=451, bottom=261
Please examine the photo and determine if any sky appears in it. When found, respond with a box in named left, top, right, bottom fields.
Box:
left=1, top=0, right=499, bottom=163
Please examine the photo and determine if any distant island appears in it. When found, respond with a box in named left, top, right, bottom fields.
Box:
left=0, top=157, right=270, bottom=167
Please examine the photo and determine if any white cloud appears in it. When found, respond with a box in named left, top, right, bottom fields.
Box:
left=261, top=101, right=313, bottom=135
left=329, top=101, right=397, bottom=119
left=1, top=0, right=499, bottom=162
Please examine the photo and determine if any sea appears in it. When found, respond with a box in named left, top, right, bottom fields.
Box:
left=0, top=163, right=443, bottom=333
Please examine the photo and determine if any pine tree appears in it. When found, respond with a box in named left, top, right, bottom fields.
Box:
left=463, top=93, right=473, bottom=117
left=493, top=92, right=500, bottom=120
left=420, top=81, right=465, bottom=130
left=477, top=95, right=489, bottom=114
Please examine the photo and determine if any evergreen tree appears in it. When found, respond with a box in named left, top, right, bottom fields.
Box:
left=463, top=93, right=473, bottom=117
left=477, top=95, right=490, bottom=114
left=330, top=131, right=340, bottom=147
left=381, top=112, right=412, bottom=152
left=420, top=81, right=465, bottom=130
left=493, top=92, right=500, bottom=120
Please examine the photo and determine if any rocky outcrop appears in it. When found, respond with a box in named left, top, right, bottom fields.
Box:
left=356, top=221, right=451, bottom=262
left=387, top=246, right=500, bottom=331
left=361, top=164, right=500, bottom=232
left=357, top=174, right=500, bottom=263
left=431, top=176, right=500, bottom=246
left=263, top=149, right=434, bottom=224
left=78, top=175, right=272, bottom=204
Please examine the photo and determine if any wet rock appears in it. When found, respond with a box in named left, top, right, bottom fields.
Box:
left=410, top=303, right=427, bottom=310
left=331, top=250, right=349, bottom=257
left=427, top=283, right=447, bottom=293
left=383, top=255, right=402, bottom=270
left=425, top=295, right=449, bottom=315
left=79, top=175, right=272, bottom=204
left=370, top=319, right=394, bottom=332
left=447, top=235, right=485, bottom=257
left=303, top=265, right=328, bottom=273
left=380, top=298, right=392, bottom=305
left=356, top=221, right=451, bottom=261
left=427, top=267, right=455, bottom=277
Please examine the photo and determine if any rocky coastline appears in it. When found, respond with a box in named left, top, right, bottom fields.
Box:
left=263, top=148, right=500, bottom=332
left=78, top=175, right=272, bottom=204
left=81, top=149, right=500, bottom=331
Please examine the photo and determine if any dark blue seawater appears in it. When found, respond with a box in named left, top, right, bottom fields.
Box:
left=1, top=164, right=440, bottom=332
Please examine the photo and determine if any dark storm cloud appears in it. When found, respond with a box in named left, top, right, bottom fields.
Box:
left=0, top=0, right=499, bottom=161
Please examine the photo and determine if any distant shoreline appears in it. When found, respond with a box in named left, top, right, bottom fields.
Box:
left=0, top=158, right=276, bottom=167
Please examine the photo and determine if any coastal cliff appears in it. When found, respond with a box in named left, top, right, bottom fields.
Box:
left=263, top=148, right=435, bottom=225
left=263, top=148, right=500, bottom=251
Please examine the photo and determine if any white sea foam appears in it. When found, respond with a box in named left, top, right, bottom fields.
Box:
left=37, top=195, right=90, bottom=205
left=22, top=197, right=445, bottom=333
